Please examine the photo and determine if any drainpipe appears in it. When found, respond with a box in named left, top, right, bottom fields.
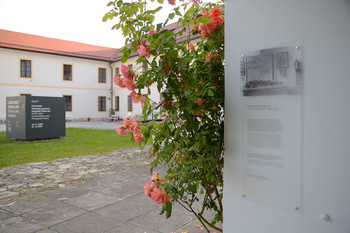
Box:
left=109, top=62, right=114, bottom=114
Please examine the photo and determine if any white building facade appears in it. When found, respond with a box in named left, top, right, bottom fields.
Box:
left=0, top=29, right=159, bottom=122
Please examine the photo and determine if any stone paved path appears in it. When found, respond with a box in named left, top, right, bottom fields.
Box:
left=0, top=146, right=217, bottom=233
left=0, top=123, right=221, bottom=232
left=0, top=147, right=151, bottom=199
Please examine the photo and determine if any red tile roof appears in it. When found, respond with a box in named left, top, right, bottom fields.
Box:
left=0, top=29, right=120, bottom=61
left=0, top=23, right=201, bottom=62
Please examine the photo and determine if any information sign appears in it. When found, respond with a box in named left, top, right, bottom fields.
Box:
left=6, top=96, right=65, bottom=140
left=240, top=47, right=303, bottom=211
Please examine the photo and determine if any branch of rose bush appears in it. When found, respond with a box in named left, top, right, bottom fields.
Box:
left=181, top=193, right=223, bottom=233
left=183, top=199, right=212, bottom=233
left=214, top=185, right=223, bottom=219
left=198, top=212, right=223, bottom=233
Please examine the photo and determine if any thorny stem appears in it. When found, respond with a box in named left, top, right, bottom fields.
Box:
left=183, top=200, right=211, bottom=233
left=214, top=185, right=223, bottom=219
left=198, top=213, right=223, bottom=233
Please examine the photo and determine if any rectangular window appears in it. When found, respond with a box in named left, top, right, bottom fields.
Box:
left=20, top=93, right=31, bottom=96
left=142, top=62, right=148, bottom=72
left=20, top=59, right=31, bottom=78
left=128, top=64, right=133, bottom=70
left=98, top=96, right=106, bottom=111
left=63, top=64, right=72, bottom=81
left=63, top=95, right=72, bottom=112
left=115, top=67, right=120, bottom=75
left=115, top=96, right=120, bottom=111
left=98, top=68, right=106, bottom=83
left=127, top=95, right=133, bottom=112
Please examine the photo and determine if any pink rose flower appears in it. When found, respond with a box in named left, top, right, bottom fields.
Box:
left=128, top=118, right=138, bottom=132
left=120, top=64, right=130, bottom=77
left=144, top=182, right=155, bottom=198
left=151, top=173, right=164, bottom=185
left=210, top=15, right=224, bottom=28
left=123, top=118, right=131, bottom=128
left=151, top=188, right=171, bottom=204
left=140, top=95, right=146, bottom=107
left=205, top=52, right=212, bottom=63
left=210, top=7, right=222, bottom=17
left=113, top=74, right=126, bottom=88
left=148, top=30, right=156, bottom=36
left=123, top=79, right=137, bottom=91
left=130, top=91, right=139, bottom=104
left=130, top=91, right=147, bottom=107
left=198, top=23, right=211, bottom=38
left=133, top=132, right=145, bottom=144
left=168, top=0, right=176, bottom=6
left=189, top=43, right=195, bottom=51
left=197, top=98, right=204, bottom=106
left=120, top=64, right=136, bottom=80
left=137, top=44, right=150, bottom=58
left=202, top=12, right=209, bottom=17
left=115, top=126, right=128, bottom=136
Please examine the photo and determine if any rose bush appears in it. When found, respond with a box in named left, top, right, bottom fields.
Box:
left=104, top=0, right=224, bottom=232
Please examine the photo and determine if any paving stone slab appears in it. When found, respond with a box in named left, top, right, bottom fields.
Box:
left=105, top=222, right=162, bottom=233
left=130, top=208, right=194, bottom=233
left=22, top=201, right=87, bottom=228
left=49, top=212, right=122, bottom=233
left=62, top=191, right=120, bottom=211
left=98, top=179, right=145, bottom=200
left=117, top=165, right=152, bottom=181
left=75, top=175, right=125, bottom=190
left=41, top=185, right=90, bottom=200
left=93, top=195, right=157, bottom=222
left=0, top=194, right=57, bottom=214
left=0, top=216, right=43, bottom=233
left=125, top=192, right=159, bottom=209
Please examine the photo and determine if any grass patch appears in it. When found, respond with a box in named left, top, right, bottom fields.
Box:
left=0, top=128, right=138, bottom=169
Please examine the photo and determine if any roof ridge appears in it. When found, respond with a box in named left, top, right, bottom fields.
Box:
left=0, top=41, right=116, bottom=60
left=0, top=29, right=119, bottom=50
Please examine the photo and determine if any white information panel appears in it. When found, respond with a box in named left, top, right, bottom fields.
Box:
left=240, top=47, right=303, bottom=211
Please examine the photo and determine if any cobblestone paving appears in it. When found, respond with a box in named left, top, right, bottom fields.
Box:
left=0, top=146, right=151, bottom=201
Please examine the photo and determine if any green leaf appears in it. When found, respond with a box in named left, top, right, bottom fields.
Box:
left=175, top=8, right=181, bottom=16
left=179, top=61, right=186, bottom=68
left=159, top=204, right=166, bottom=215
left=202, top=135, right=207, bottom=145
left=169, top=13, right=175, bottom=19
left=156, top=23, right=163, bottom=31
left=164, top=37, right=176, bottom=46
left=208, top=89, right=214, bottom=96
left=157, top=0, right=164, bottom=3
left=199, top=17, right=210, bottom=25
left=187, top=184, right=197, bottom=193
left=102, top=14, right=109, bottom=22
left=165, top=202, right=172, bottom=219
left=107, top=1, right=115, bottom=7
left=121, top=54, right=128, bottom=63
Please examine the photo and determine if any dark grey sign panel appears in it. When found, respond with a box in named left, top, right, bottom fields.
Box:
left=6, top=96, right=65, bottom=140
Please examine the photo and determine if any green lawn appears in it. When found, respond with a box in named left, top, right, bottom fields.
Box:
left=0, top=128, right=138, bottom=169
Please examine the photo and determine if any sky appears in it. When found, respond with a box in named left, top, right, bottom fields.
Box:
left=0, top=0, right=176, bottom=49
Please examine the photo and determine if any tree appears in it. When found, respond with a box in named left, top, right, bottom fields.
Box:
left=104, top=0, right=224, bottom=232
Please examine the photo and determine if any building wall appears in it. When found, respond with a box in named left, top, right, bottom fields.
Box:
left=224, top=0, right=350, bottom=232
left=0, top=47, right=112, bottom=121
